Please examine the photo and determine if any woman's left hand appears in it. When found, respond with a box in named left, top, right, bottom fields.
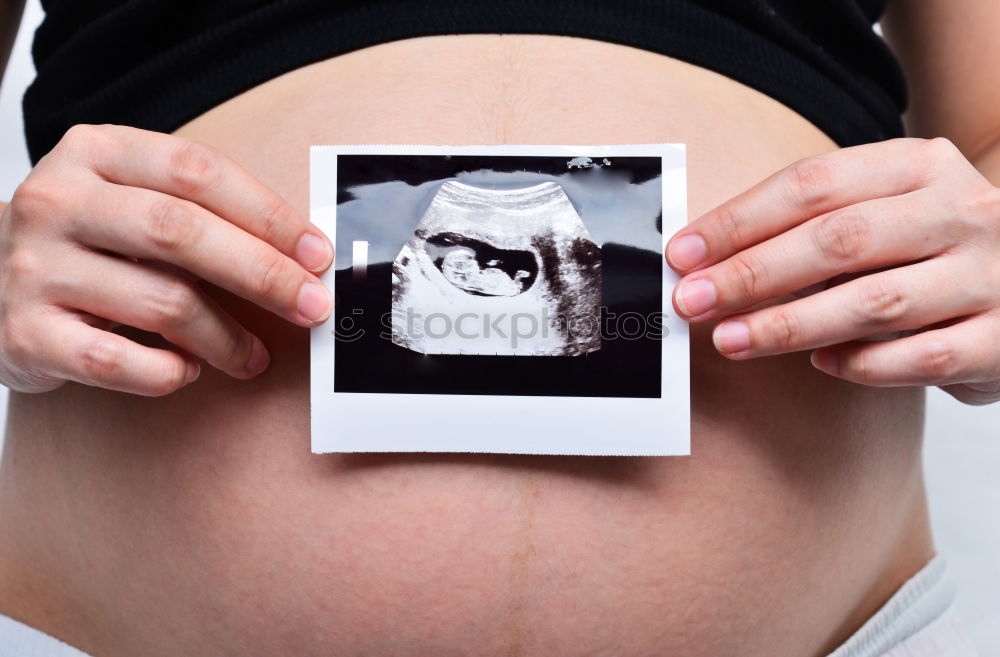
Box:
left=666, top=137, right=1000, bottom=405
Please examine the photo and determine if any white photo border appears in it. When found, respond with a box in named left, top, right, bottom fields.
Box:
left=310, top=144, right=689, bottom=456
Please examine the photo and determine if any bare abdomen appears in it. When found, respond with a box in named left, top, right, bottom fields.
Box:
left=0, top=34, right=931, bottom=657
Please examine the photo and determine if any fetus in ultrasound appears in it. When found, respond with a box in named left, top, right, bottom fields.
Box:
left=427, top=233, right=537, bottom=297
left=391, top=180, right=601, bottom=356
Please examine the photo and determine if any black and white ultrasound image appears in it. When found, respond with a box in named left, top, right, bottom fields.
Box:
left=333, top=154, right=665, bottom=398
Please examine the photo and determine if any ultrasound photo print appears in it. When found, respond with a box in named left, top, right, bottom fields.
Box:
left=310, top=144, right=690, bottom=456
left=329, top=152, right=664, bottom=398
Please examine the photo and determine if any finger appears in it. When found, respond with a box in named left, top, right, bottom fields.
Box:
left=939, top=379, right=1000, bottom=406
left=672, top=190, right=948, bottom=320
left=59, top=124, right=333, bottom=272
left=666, top=138, right=955, bottom=272
left=39, top=317, right=201, bottom=396
left=68, top=184, right=332, bottom=326
left=810, top=313, right=1000, bottom=388
left=710, top=258, right=994, bottom=359
left=46, top=250, right=270, bottom=379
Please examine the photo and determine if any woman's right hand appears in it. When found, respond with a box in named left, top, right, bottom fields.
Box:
left=0, top=124, right=334, bottom=396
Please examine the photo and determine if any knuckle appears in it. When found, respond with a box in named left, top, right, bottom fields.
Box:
left=816, top=210, right=871, bottom=262
left=79, top=335, right=123, bottom=384
left=766, top=308, right=803, bottom=352
left=4, top=247, right=45, bottom=283
left=1, top=319, right=33, bottom=366
left=148, top=199, right=202, bottom=253
left=925, top=137, right=960, bottom=160
left=859, top=281, right=908, bottom=326
left=10, top=178, right=58, bottom=219
left=61, top=124, right=106, bottom=151
left=168, top=141, right=223, bottom=196
left=713, top=204, right=751, bottom=247
left=790, top=158, right=836, bottom=208
left=918, top=138, right=961, bottom=178
left=915, top=340, right=961, bottom=382
left=254, top=252, right=292, bottom=303
left=257, top=195, right=294, bottom=246
left=148, top=361, right=188, bottom=397
left=849, top=349, right=878, bottom=384
left=728, top=254, right=768, bottom=305
left=147, top=278, right=200, bottom=330
left=955, top=186, right=1000, bottom=226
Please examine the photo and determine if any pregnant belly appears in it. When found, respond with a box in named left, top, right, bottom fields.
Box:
left=0, top=35, right=932, bottom=657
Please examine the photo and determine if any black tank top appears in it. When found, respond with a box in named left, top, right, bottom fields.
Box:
left=22, top=0, right=907, bottom=163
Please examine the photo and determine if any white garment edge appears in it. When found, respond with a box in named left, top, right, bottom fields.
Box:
left=0, top=614, right=89, bottom=657
left=0, top=555, right=978, bottom=657
left=827, top=555, right=979, bottom=657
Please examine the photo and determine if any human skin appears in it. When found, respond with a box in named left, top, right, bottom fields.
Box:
left=0, top=4, right=999, bottom=657
left=667, top=137, right=1000, bottom=402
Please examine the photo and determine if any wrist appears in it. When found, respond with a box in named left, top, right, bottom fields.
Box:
left=972, top=140, right=1000, bottom=188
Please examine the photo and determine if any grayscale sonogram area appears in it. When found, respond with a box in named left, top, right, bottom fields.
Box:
left=391, top=180, right=601, bottom=356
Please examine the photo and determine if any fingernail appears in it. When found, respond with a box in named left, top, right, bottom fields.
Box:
left=245, top=337, right=270, bottom=375
left=668, top=234, right=707, bottom=270
left=676, top=278, right=717, bottom=317
left=811, top=350, right=839, bottom=374
left=295, top=233, right=333, bottom=272
left=713, top=321, right=750, bottom=354
left=185, top=360, right=201, bottom=384
left=298, top=282, right=332, bottom=322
